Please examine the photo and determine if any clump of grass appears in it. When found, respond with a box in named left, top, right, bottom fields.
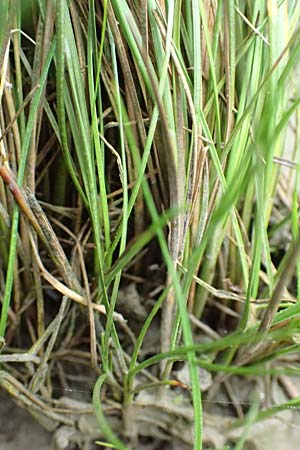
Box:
left=1, top=1, right=300, bottom=449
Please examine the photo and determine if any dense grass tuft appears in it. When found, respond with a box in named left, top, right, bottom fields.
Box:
left=1, top=1, right=300, bottom=449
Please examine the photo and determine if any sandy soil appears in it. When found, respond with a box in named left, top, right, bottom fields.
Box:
left=0, top=392, right=52, bottom=450
left=1, top=387, right=300, bottom=450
